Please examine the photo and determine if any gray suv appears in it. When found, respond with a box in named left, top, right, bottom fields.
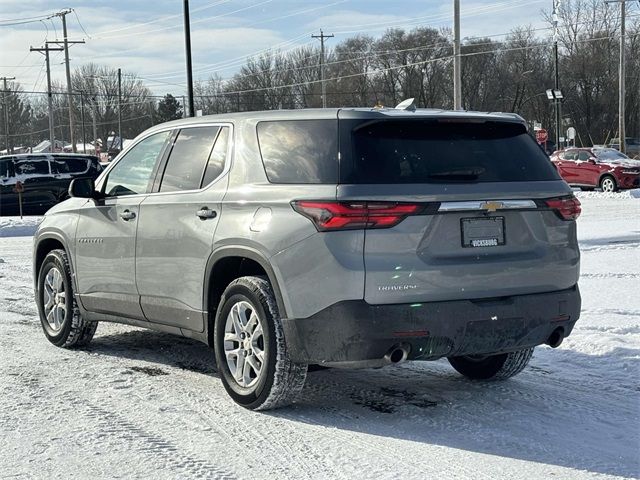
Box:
left=33, top=107, right=582, bottom=410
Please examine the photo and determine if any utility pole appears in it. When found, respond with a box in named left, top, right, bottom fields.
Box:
left=183, top=0, right=195, bottom=117
left=91, top=96, right=98, bottom=152
left=602, top=0, right=629, bottom=153
left=618, top=0, right=625, bottom=154
left=30, top=44, right=63, bottom=153
left=453, top=0, right=462, bottom=110
left=53, top=9, right=84, bottom=152
left=1, top=76, right=16, bottom=154
left=79, top=90, right=86, bottom=153
left=312, top=29, right=334, bottom=108
left=117, top=68, right=122, bottom=150
left=552, top=0, right=562, bottom=149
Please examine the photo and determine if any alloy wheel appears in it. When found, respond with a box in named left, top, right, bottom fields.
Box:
left=223, top=300, right=265, bottom=388
left=601, top=177, right=615, bottom=192
left=43, top=266, right=66, bottom=332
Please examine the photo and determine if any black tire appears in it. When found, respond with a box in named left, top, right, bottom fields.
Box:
left=599, top=175, right=618, bottom=193
left=36, top=249, right=97, bottom=348
left=448, top=347, right=534, bottom=380
left=213, top=276, right=307, bottom=410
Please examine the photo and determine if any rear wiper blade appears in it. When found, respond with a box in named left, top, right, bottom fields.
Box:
left=428, top=168, right=485, bottom=180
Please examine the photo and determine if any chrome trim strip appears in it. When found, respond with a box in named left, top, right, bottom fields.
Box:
left=438, top=199, right=537, bottom=212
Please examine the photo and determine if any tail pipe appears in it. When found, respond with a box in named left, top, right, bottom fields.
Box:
left=546, top=327, right=565, bottom=348
left=384, top=343, right=410, bottom=364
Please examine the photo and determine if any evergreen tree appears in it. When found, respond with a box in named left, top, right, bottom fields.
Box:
left=155, top=94, right=183, bottom=123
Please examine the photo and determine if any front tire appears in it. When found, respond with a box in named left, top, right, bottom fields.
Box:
left=448, top=347, right=534, bottom=380
left=36, top=249, right=97, bottom=348
left=599, top=175, right=617, bottom=193
left=213, top=276, right=307, bottom=410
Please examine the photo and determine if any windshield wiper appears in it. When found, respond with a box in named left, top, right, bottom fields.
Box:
left=428, top=167, right=485, bottom=181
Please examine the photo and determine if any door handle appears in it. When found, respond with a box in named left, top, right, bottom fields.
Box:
left=196, top=207, right=217, bottom=219
left=120, top=209, right=136, bottom=221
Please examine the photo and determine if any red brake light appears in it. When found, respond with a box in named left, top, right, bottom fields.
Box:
left=292, top=201, right=422, bottom=231
left=545, top=196, right=581, bottom=220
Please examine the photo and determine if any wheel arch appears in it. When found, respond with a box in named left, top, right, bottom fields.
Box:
left=34, top=233, right=75, bottom=292
left=203, top=247, right=287, bottom=345
left=598, top=172, right=617, bottom=188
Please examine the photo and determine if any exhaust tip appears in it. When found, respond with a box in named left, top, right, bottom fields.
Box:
left=385, top=343, right=410, bottom=364
left=546, top=327, right=565, bottom=348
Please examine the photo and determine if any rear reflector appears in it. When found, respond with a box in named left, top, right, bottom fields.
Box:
left=291, top=201, right=423, bottom=231
left=545, top=196, right=581, bottom=220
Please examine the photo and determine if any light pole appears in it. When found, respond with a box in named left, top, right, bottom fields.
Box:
left=546, top=89, right=564, bottom=148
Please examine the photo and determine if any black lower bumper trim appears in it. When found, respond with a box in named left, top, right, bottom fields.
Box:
left=282, top=286, right=581, bottom=365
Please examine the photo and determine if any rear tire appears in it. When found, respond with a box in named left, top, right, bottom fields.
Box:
left=213, top=276, right=307, bottom=410
left=36, top=249, right=98, bottom=348
left=448, top=347, right=534, bottom=380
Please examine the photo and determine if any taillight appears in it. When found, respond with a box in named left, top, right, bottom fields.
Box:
left=545, top=196, right=581, bottom=220
left=291, top=201, right=423, bottom=231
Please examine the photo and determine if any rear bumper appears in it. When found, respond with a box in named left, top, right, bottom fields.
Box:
left=282, top=286, right=581, bottom=366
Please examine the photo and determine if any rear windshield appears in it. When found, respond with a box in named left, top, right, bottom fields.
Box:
left=341, top=120, right=559, bottom=183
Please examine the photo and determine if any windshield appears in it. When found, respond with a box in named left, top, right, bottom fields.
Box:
left=594, top=148, right=631, bottom=162
left=341, top=119, right=559, bottom=183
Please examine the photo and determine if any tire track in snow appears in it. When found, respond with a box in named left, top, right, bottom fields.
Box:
left=10, top=367, right=236, bottom=479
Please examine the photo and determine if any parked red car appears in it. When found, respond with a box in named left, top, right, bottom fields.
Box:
left=550, top=147, right=640, bottom=192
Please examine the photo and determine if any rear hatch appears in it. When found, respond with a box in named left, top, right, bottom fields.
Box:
left=337, top=111, right=580, bottom=305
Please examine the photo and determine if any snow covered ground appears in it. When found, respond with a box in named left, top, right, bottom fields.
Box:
left=0, top=192, right=638, bottom=479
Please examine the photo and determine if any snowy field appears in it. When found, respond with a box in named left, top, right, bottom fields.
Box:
left=0, top=192, right=638, bottom=479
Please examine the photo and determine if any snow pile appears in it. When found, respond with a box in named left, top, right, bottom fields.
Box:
left=0, top=191, right=637, bottom=479
left=575, top=188, right=640, bottom=199
left=0, top=216, right=42, bottom=237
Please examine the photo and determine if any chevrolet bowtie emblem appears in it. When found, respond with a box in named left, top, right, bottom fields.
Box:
left=480, top=201, right=504, bottom=212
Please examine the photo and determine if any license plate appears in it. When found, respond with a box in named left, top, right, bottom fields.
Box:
left=461, top=217, right=505, bottom=248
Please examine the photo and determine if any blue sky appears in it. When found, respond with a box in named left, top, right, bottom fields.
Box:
left=1, top=0, right=552, bottom=95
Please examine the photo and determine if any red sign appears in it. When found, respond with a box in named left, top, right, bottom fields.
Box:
left=536, top=129, right=548, bottom=144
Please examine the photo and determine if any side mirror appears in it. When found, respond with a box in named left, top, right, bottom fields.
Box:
left=588, top=158, right=597, bottom=165
left=69, top=177, right=100, bottom=199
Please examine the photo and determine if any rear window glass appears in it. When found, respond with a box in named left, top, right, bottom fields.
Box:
left=341, top=120, right=559, bottom=184
left=257, top=120, right=338, bottom=184
left=15, top=159, right=49, bottom=176
left=52, top=158, right=89, bottom=174
left=160, top=126, right=220, bottom=192
left=201, top=127, right=229, bottom=187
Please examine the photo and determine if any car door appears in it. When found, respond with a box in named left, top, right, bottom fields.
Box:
left=14, top=156, right=57, bottom=212
left=576, top=150, right=599, bottom=186
left=136, top=124, right=231, bottom=332
left=0, top=157, right=17, bottom=213
left=556, top=149, right=580, bottom=184
left=74, top=130, right=172, bottom=319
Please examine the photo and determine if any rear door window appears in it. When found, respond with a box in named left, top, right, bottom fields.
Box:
left=160, top=126, right=220, bottom=192
left=201, top=126, right=229, bottom=187
left=52, top=157, right=89, bottom=174
left=257, top=120, right=338, bottom=183
left=577, top=151, right=590, bottom=161
left=340, top=119, right=559, bottom=183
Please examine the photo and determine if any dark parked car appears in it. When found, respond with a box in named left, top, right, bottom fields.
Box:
left=0, top=153, right=102, bottom=215
left=608, top=138, right=640, bottom=159
left=550, top=147, right=640, bottom=192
